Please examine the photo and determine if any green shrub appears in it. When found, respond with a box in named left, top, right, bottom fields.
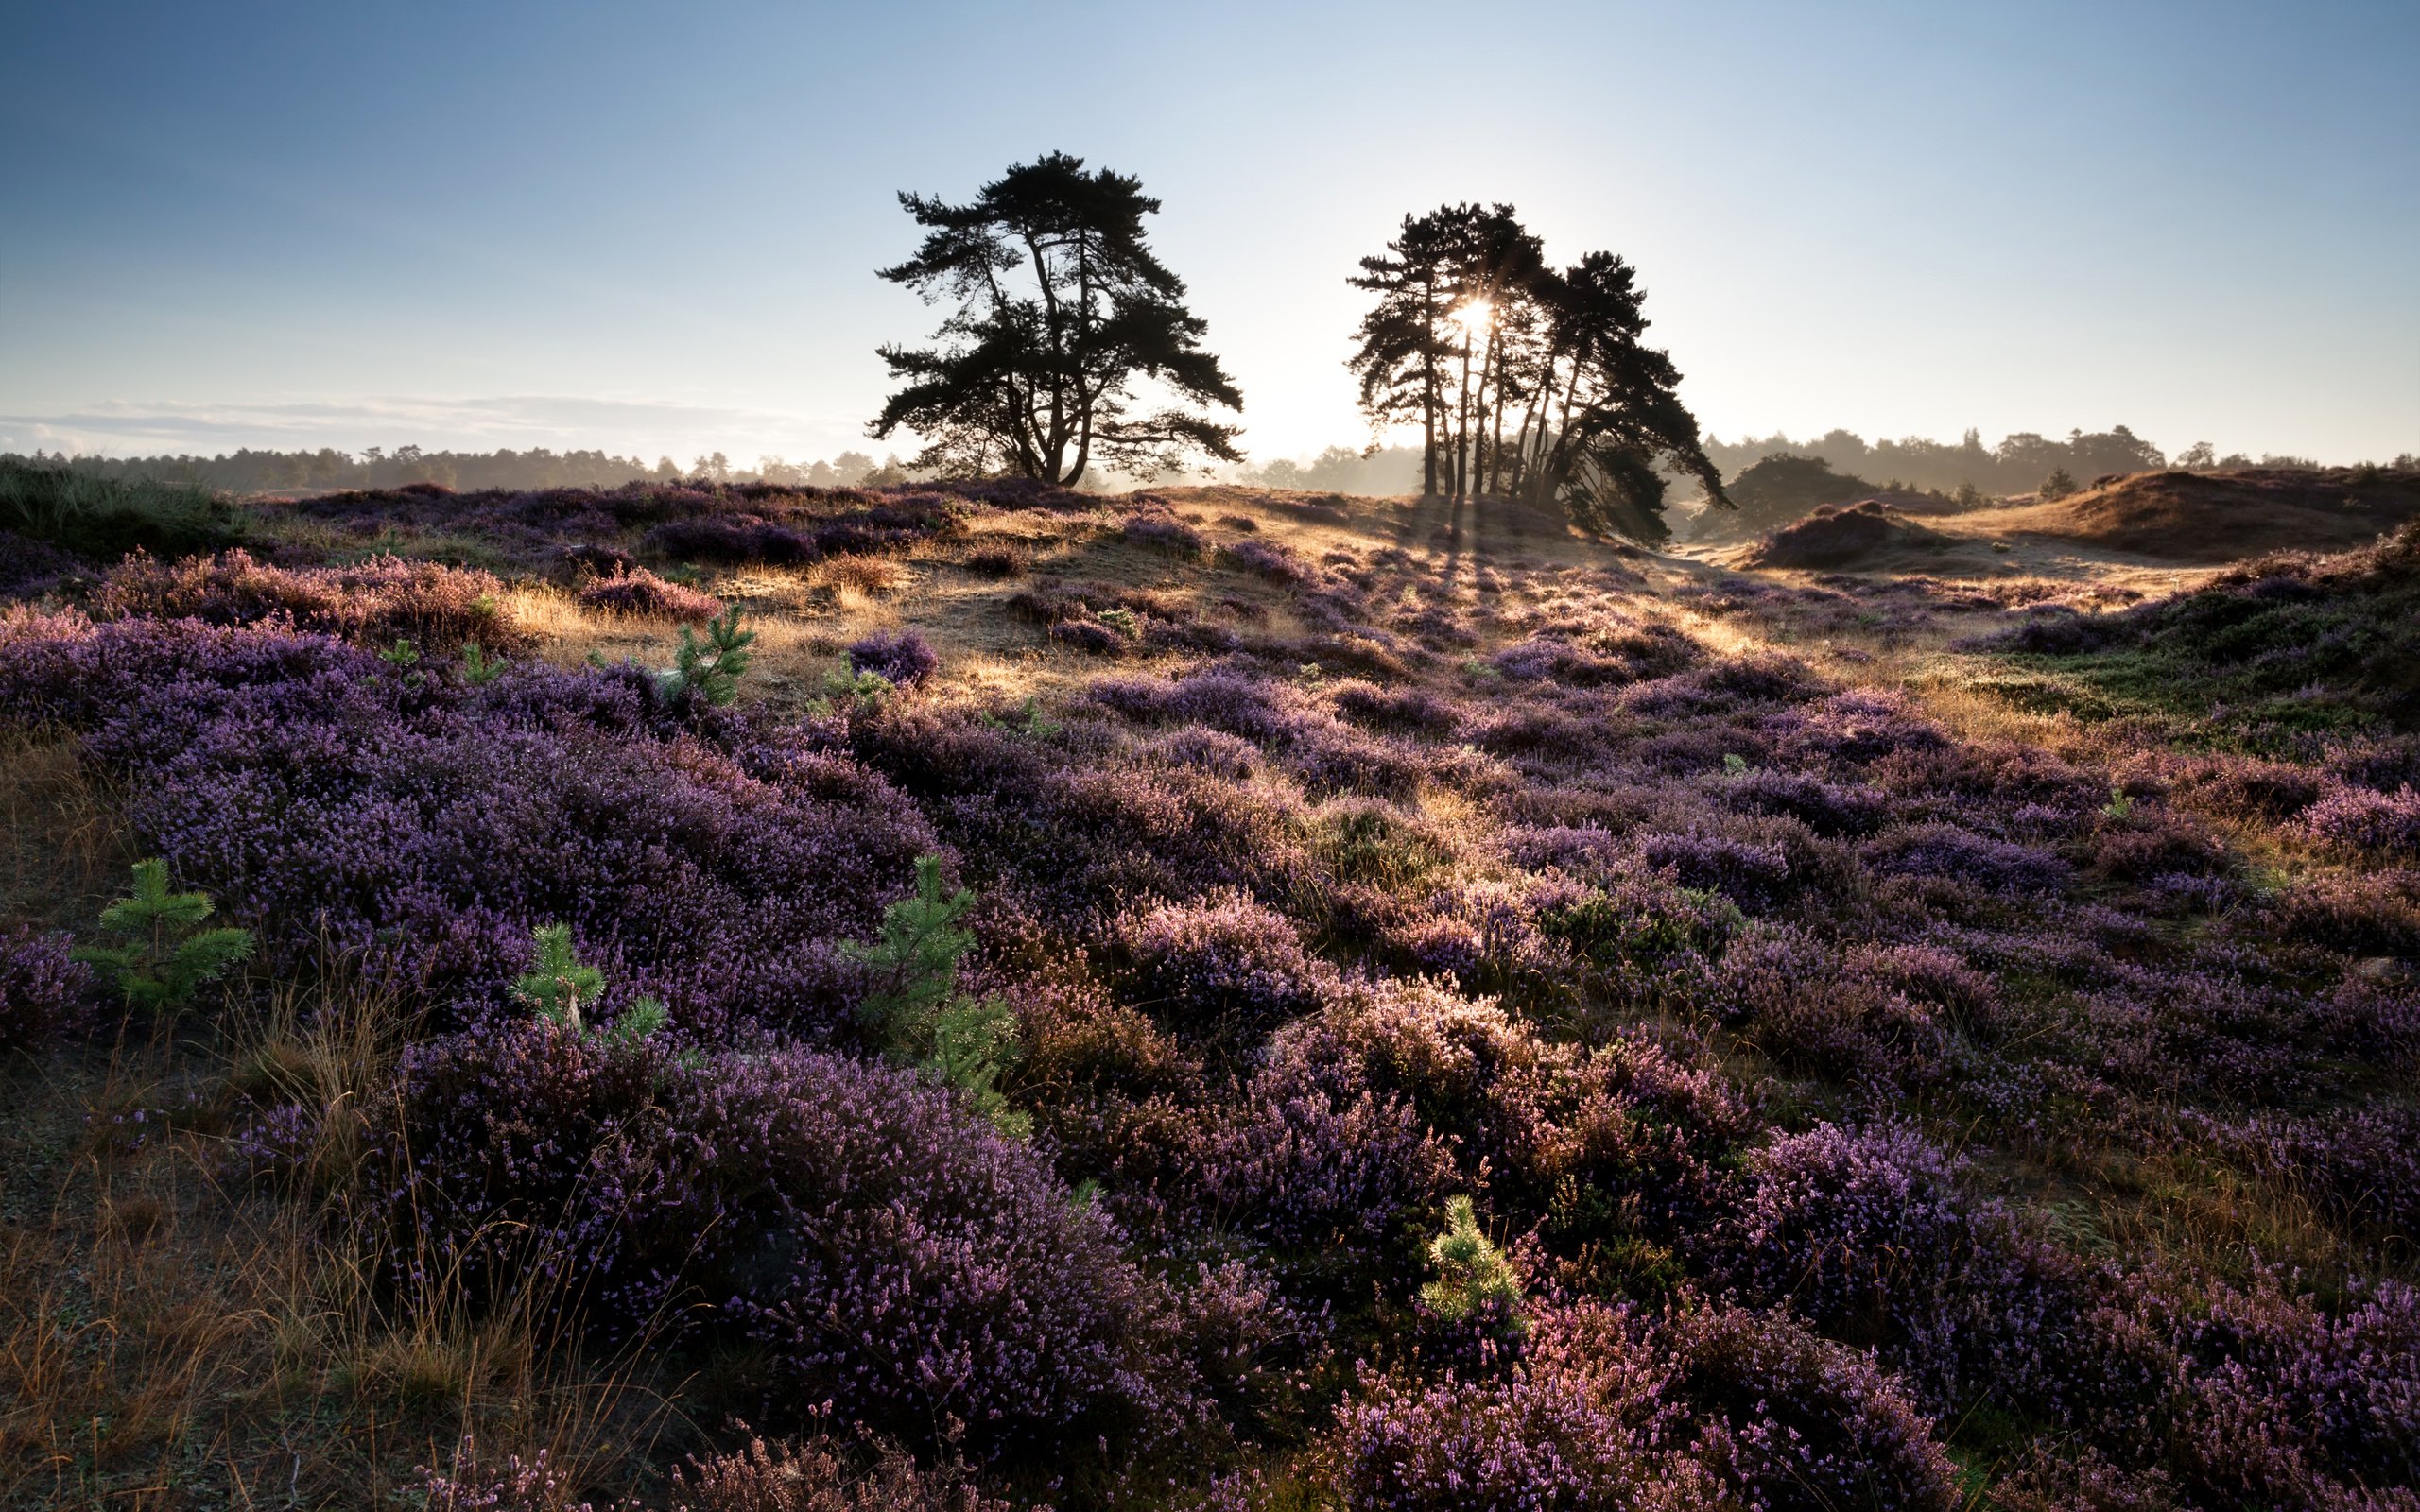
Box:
left=510, top=921, right=665, bottom=1044
left=73, top=859, right=254, bottom=1010
left=661, top=605, right=755, bottom=707
left=1420, top=1194, right=1525, bottom=1329
left=844, top=854, right=1029, bottom=1136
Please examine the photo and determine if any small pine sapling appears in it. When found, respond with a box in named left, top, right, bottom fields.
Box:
left=809, top=667, right=892, bottom=719
left=512, top=923, right=605, bottom=1030
left=659, top=604, right=754, bottom=707
left=379, top=637, right=426, bottom=689
left=981, top=695, right=1061, bottom=740
left=842, top=854, right=1028, bottom=1135
left=460, top=641, right=505, bottom=686
left=1420, top=1195, right=1526, bottom=1333
left=510, top=922, right=667, bottom=1043
left=75, top=859, right=255, bottom=1010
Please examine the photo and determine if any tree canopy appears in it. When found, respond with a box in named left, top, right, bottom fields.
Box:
left=1345, top=203, right=1725, bottom=541
left=869, top=152, right=1243, bottom=487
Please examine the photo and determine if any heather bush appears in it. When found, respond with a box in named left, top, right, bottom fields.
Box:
left=1253, top=980, right=1750, bottom=1289
left=1715, top=926, right=1958, bottom=1083
left=1148, top=726, right=1262, bottom=780
left=388, top=1020, right=1197, bottom=1465
left=94, top=548, right=522, bottom=654
left=0, top=926, right=93, bottom=1049
left=1655, top=1304, right=1961, bottom=1512
left=0, top=617, right=934, bottom=1034
left=1219, top=537, right=1308, bottom=583
left=1111, top=890, right=1339, bottom=1040
left=1325, top=1298, right=1960, bottom=1512
left=1862, top=821, right=2069, bottom=894
left=577, top=566, right=724, bottom=622
left=1717, top=766, right=1893, bottom=836
left=0, top=528, right=78, bottom=593
left=1640, top=829, right=1794, bottom=912
left=2306, top=783, right=2420, bottom=860
left=645, top=513, right=821, bottom=564
left=847, top=628, right=940, bottom=688
left=1714, top=1124, right=2048, bottom=1411
left=1124, top=510, right=1207, bottom=557
left=1322, top=1308, right=1672, bottom=1512
left=2170, top=1272, right=2420, bottom=1508
left=2273, top=868, right=2420, bottom=955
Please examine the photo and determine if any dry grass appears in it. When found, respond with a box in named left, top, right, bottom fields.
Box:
left=0, top=923, right=684, bottom=1509
left=0, top=731, right=135, bottom=932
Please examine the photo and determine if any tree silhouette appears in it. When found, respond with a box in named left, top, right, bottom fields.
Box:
left=1346, top=211, right=1460, bottom=498
left=870, top=152, right=1242, bottom=486
left=1347, top=205, right=1726, bottom=539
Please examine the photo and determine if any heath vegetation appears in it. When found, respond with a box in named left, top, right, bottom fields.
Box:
left=4, top=156, right=2417, bottom=1512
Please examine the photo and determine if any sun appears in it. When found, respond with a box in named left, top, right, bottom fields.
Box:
left=1451, top=299, right=1493, bottom=335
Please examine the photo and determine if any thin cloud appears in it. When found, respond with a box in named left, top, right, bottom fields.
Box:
left=0, top=395, right=862, bottom=463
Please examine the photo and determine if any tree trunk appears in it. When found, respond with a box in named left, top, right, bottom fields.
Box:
left=1420, top=274, right=1441, bottom=498
left=1482, top=311, right=1507, bottom=496
left=1453, top=331, right=1475, bottom=502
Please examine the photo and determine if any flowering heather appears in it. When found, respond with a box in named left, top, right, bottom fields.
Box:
left=9, top=478, right=2420, bottom=1505
left=0, top=926, right=92, bottom=1050
left=576, top=566, right=724, bottom=622
left=1123, top=509, right=1207, bottom=557
left=1112, top=890, right=1339, bottom=1040
left=646, top=513, right=822, bottom=564
left=847, top=628, right=940, bottom=688
left=93, top=548, right=524, bottom=654
left=2305, top=782, right=2420, bottom=859
left=390, top=1019, right=1197, bottom=1465
left=1861, top=821, right=2069, bottom=894
left=1219, top=537, right=1309, bottom=583
left=1640, top=830, right=1795, bottom=912
left=1656, top=1304, right=1961, bottom=1512
left=0, top=616, right=933, bottom=1032
left=1713, top=1124, right=2046, bottom=1411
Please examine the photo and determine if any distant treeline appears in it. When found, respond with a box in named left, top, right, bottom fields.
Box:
left=1231, top=444, right=1424, bottom=496
left=1691, top=427, right=2398, bottom=499
left=1, top=446, right=915, bottom=495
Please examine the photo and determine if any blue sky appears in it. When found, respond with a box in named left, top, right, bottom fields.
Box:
left=2, top=0, right=2413, bottom=468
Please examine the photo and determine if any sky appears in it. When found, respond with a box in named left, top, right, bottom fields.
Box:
left=1, top=0, right=2414, bottom=470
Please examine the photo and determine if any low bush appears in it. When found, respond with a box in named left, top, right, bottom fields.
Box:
left=388, top=1019, right=1198, bottom=1467
left=847, top=628, right=940, bottom=688
left=577, top=567, right=724, bottom=622
left=93, top=548, right=524, bottom=655
left=0, top=926, right=93, bottom=1050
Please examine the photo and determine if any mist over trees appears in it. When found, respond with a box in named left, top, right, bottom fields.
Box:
left=870, top=152, right=1243, bottom=487
left=1232, top=443, right=1424, bottom=495
left=1346, top=202, right=1724, bottom=541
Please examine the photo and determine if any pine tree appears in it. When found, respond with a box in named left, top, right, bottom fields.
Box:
left=842, top=855, right=1029, bottom=1137
left=1419, top=1194, right=1525, bottom=1331
left=871, top=153, right=1242, bottom=485
left=75, top=859, right=255, bottom=1009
